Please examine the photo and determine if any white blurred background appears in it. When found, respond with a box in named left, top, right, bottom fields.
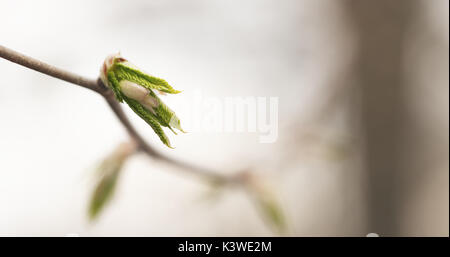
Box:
left=0, top=0, right=448, bottom=236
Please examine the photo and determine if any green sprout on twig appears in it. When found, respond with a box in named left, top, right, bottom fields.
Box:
left=100, top=54, right=185, bottom=148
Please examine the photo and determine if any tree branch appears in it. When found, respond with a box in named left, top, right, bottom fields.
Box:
left=0, top=45, right=234, bottom=184
left=0, top=45, right=105, bottom=94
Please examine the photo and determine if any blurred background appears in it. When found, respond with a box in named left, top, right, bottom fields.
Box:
left=0, top=0, right=448, bottom=236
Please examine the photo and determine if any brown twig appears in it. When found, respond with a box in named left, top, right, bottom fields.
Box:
left=0, top=45, right=234, bottom=184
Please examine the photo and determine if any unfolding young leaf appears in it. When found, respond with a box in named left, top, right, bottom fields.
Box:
left=88, top=142, right=136, bottom=220
left=100, top=53, right=184, bottom=148
left=245, top=176, right=286, bottom=233
left=251, top=190, right=286, bottom=233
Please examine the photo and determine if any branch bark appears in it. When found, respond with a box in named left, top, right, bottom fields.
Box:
left=0, top=45, right=233, bottom=184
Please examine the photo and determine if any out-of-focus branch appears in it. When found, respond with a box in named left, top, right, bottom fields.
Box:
left=0, top=45, right=235, bottom=185
left=104, top=93, right=233, bottom=184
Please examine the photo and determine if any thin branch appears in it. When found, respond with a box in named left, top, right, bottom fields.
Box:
left=0, top=45, right=234, bottom=184
left=0, top=45, right=105, bottom=94
left=103, top=90, right=233, bottom=183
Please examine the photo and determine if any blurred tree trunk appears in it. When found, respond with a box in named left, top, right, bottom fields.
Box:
left=344, top=0, right=418, bottom=236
